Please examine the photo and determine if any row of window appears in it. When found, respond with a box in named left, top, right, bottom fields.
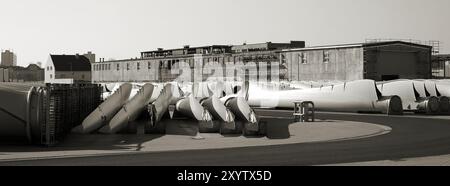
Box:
left=93, top=53, right=283, bottom=73
left=299, top=51, right=331, bottom=64
left=281, top=51, right=332, bottom=65
left=94, top=61, right=154, bottom=72
left=143, top=55, right=274, bottom=63
left=95, top=51, right=332, bottom=72
left=93, top=63, right=111, bottom=71
left=93, top=56, right=263, bottom=72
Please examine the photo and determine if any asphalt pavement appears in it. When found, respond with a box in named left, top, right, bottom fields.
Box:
left=1, top=110, right=450, bottom=166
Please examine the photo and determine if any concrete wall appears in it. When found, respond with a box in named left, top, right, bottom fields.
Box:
left=3, top=69, right=9, bottom=82
left=0, top=69, right=3, bottom=82
left=283, top=47, right=364, bottom=81
left=92, top=43, right=432, bottom=83
left=49, top=78, right=74, bottom=84
left=92, top=53, right=279, bottom=83
left=364, top=44, right=431, bottom=81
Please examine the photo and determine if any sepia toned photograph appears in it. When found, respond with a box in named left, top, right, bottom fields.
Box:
left=0, top=0, right=450, bottom=179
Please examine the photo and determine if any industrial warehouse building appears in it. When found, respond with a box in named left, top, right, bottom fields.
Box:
left=282, top=41, right=432, bottom=82
left=92, top=41, right=305, bottom=83
left=91, top=40, right=432, bottom=83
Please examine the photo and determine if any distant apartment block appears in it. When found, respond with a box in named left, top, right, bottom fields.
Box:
left=1, top=50, right=17, bottom=67
left=83, top=51, right=96, bottom=63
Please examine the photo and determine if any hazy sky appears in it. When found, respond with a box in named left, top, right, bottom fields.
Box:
left=1, top=0, right=449, bottom=67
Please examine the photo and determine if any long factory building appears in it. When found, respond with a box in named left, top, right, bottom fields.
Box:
left=88, top=40, right=432, bottom=83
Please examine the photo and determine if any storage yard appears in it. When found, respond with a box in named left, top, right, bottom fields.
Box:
left=1, top=40, right=450, bottom=166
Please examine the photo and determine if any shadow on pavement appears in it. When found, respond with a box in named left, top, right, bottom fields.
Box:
left=262, top=117, right=336, bottom=139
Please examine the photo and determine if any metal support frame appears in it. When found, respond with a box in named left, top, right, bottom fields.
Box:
left=293, top=101, right=315, bottom=122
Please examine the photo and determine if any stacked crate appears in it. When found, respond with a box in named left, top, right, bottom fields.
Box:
left=40, top=83, right=102, bottom=146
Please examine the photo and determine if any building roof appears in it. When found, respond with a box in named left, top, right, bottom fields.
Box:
left=50, top=55, right=91, bottom=71
left=141, top=45, right=231, bottom=54
left=282, top=41, right=432, bottom=52
left=432, top=54, right=450, bottom=60
left=363, top=41, right=433, bottom=49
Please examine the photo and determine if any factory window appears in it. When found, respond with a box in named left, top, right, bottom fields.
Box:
left=127, top=63, right=130, bottom=71
left=117, top=64, right=120, bottom=71
left=148, top=62, right=151, bottom=69
left=50, top=74, right=52, bottom=79
left=164, top=61, right=169, bottom=68
left=299, top=54, right=306, bottom=64
left=189, top=59, right=194, bottom=67
left=299, top=53, right=307, bottom=64
left=323, top=51, right=330, bottom=63
left=108, top=64, right=111, bottom=70
left=137, top=62, right=140, bottom=70
left=281, top=54, right=286, bottom=65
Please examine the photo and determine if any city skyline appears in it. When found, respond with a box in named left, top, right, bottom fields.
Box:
left=0, top=0, right=449, bottom=67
